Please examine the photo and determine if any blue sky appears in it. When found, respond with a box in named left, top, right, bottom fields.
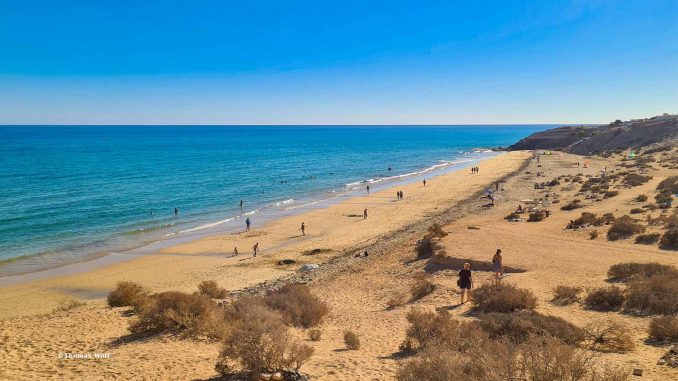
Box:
left=1, top=0, right=676, bottom=124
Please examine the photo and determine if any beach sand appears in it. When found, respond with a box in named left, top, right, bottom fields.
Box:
left=2, top=150, right=678, bottom=380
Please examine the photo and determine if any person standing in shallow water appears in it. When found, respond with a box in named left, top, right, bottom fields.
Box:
left=366, top=185, right=370, bottom=194
left=174, top=207, right=179, bottom=218
left=458, top=262, right=473, bottom=304
left=493, top=249, right=504, bottom=285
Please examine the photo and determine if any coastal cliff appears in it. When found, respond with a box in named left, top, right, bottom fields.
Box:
left=509, top=114, right=677, bottom=154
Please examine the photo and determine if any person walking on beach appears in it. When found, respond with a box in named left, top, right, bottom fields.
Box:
left=423, top=179, right=426, bottom=187
left=400, top=190, right=404, bottom=200
left=300, top=222, right=306, bottom=236
left=253, top=242, right=259, bottom=257
left=363, top=208, right=368, bottom=219
left=458, top=263, right=473, bottom=304
left=174, top=207, right=179, bottom=218
left=366, top=185, right=370, bottom=194
left=233, top=246, right=238, bottom=256
left=492, top=249, right=504, bottom=285
left=245, top=217, right=251, bottom=232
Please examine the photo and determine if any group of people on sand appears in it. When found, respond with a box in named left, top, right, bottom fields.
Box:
left=471, top=166, right=480, bottom=174
left=396, top=190, right=404, bottom=200
left=457, top=249, right=504, bottom=304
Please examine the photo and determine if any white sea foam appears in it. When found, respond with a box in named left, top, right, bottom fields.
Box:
left=178, top=217, right=236, bottom=234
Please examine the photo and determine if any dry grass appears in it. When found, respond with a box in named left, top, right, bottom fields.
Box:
left=343, top=330, right=360, bottom=350
left=53, top=298, right=85, bottom=312
left=386, top=293, right=407, bottom=309
left=648, top=316, right=678, bottom=342
left=197, top=280, right=228, bottom=299
left=584, top=286, right=625, bottom=312
left=472, top=283, right=537, bottom=313
left=107, top=281, right=149, bottom=310
left=583, top=320, right=635, bottom=353
left=551, top=285, right=582, bottom=306
left=263, top=284, right=328, bottom=328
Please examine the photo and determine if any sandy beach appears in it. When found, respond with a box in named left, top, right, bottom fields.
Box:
left=2, top=149, right=677, bottom=380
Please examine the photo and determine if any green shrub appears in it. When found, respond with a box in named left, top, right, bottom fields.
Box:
left=584, top=287, right=625, bottom=311
left=472, top=283, right=537, bottom=313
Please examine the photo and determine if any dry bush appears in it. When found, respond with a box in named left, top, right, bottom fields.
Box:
left=583, top=320, right=635, bottom=353
left=629, top=208, right=645, bottom=214
left=561, top=200, right=583, bottom=211
left=301, top=248, right=332, bottom=256
left=573, top=212, right=598, bottom=227
left=636, top=194, right=648, bottom=202
left=415, top=236, right=444, bottom=259
left=477, top=311, right=585, bottom=345
left=401, top=309, right=465, bottom=351
left=386, top=293, right=407, bottom=309
left=657, top=176, right=678, bottom=195
left=634, top=233, right=660, bottom=244
left=107, top=281, right=149, bottom=310
left=604, top=190, right=619, bottom=198
left=607, top=262, right=678, bottom=282
left=396, top=346, right=469, bottom=381
left=624, top=274, right=678, bottom=315
left=606, top=215, right=644, bottom=241
left=410, top=273, right=435, bottom=301
left=129, top=291, right=224, bottom=339
left=264, top=284, right=328, bottom=328
left=197, top=280, right=228, bottom=299
left=472, top=283, right=537, bottom=313
left=216, top=307, right=313, bottom=375
left=527, top=211, right=546, bottom=222
left=552, top=285, right=582, bottom=306
left=308, top=329, right=322, bottom=341
left=648, top=316, right=678, bottom=342
left=505, top=212, right=520, bottom=220
left=589, top=230, right=599, bottom=240
left=344, top=330, right=360, bottom=350
left=584, top=286, right=625, bottom=311
left=54, top=298, right=85, bottom=312
left=660, top=228, right=678, bottom=249
left=427, top=223, right=448, bottom=237
left=624, top=173, right=652, bottom=186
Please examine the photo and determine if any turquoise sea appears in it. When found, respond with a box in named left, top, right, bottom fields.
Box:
left=0, top=125, right=550, bottom=276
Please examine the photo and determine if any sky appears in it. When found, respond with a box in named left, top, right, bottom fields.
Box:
left=0, top=0, right=676, bottom=125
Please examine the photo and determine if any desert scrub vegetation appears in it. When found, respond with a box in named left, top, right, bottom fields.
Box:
left=648, top=316, right=678, bottom=342
left=657, top=175, right=678, bottom=195
left=634, top=233, right=660, bottom=244
left=415, top=235, right=444, bottom=259
left=583, top=286, right=625, bottom=311
left=400, top=309, right=469, bottom=352
left=472, top=283, right=537, bottom=313
left=107, top=281, right=149, bottom=310
left=477, top=311, right=585, bottom=345
left=427, top=223, right=448, bottom=237
left=560, top=199, right=583, bottom=211
left=527, top=211, right=546, bottom=222
left=623, top=173, right=652, bottom=187
left=54, top=298, right=85, bottom=312
left=129, top=291, right=225, bottom=339
left=604, top=190, right=619, bottom=198
left=583, top=320, right=635, bottom=353
left=397, top=328, right=629, bottom=381
left=216, top=298, right=314, bottom=376
left=607, top=262, right=678, bottom=282
left=551, top=285, right=582, bottom=306
left=635, top=194, right=648, bottom=202
left=302, top=248, right=332, bottom=256
left=629, top=207, right=645, bottom=214
left=624, top=274, right=678, bottom=315
left=410, top=272, right=435, bottom=301
left=606, top=215, right=644, bottom=240
left=343, top=330, right=360, bottom=350
left=308, top=329, right=322, bottom=341
left=197, top=280, right=228, bottom=299
left=263, top=284, right=328, bottom=328
left=660, top=228, right=678, bottom=249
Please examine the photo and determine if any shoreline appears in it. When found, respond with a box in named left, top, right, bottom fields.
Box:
left=0, top=151, right=498, bottom=285
left=0, top=151, right=530, bottom=318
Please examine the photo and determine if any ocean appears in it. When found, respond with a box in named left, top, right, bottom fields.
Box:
left=0, top=125, right=550, bottom=277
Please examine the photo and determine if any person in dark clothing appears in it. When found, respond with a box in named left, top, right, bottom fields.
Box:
left=458, top=262, right=473, bottom=304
